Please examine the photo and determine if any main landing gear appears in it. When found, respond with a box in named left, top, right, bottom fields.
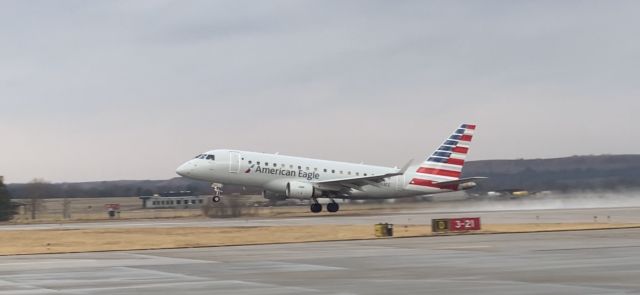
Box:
left=310, top=199, right=340, bottom=213
left=211, top=183, right=223, bottom=203
left=327, top=202, right=339, bottom=213
left=310, top=202, right=322, bottom=213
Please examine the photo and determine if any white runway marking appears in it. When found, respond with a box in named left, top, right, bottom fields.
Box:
left=435, top=245, right=492, bottom=250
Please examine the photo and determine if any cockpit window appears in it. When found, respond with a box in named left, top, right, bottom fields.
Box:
left=206, top=155, right=215, bottom=160
left=195, top=154, right=202, bottom=159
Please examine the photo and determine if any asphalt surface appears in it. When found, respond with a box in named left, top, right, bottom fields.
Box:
left=1, top=228, right=639, bottom=294
left=1, top=206, right=640, bottom=231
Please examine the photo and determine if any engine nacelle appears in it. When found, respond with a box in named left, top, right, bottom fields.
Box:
left=262, top=190, right=287, bottom=201
left=286, top=181, right=322, bottom=199
left=458, top=182, right=477, bottom=190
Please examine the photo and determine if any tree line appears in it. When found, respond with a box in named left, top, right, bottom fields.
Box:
left=0, top=177, right=18, bottom=221
left=6, top=178, right=259, bottom=199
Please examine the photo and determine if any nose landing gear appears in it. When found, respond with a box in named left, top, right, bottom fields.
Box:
left=211, top=183, right=223, bottom=203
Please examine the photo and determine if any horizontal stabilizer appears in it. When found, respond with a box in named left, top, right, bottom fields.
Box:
left=435, top=177, right=487, bottom=186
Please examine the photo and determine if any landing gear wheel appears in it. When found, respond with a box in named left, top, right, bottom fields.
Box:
left=310, top=203, right=322, bottom=213
left=211, top=183, right=223, bottom=202
left=327, top=202, right=339, bottom=213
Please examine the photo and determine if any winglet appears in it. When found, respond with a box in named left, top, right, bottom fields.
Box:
left=398, top=159, right=413, bottom=175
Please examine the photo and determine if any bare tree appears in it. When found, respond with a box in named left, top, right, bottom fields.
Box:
left=200, top=198, right=214, bottom=217
left=24, top=178, right=49, bottom=220
left=62, top=198, right=72, bottom=219
left=0, top=176, right=18, bottom=221
left=202, top=196, right=256, bottom=218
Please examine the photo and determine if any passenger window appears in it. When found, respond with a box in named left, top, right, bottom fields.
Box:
left=356, top=172, right=359, bottom=176
left=281, top=164, right=285, bottom=167
left=265, top=162, right=269, bottom=166
left=290, top=165, right=294, bottom=169
left=323, top=169, right=327, bottom=172
left=364, top=173, right=368, bottom=176
left=348, top=171, right=351, bottom=175
left=306, top=167, right=309, bottom=171
left=273, top=163, right=277, bottom=167
left=314, top=168, right=318, bottom=171
left=298, top=166, right=302, bottom=169
left=257, top=161, right=261, bottom=165
left=248, top=160, right=252, bottom=164
left=332, top=170, right=335, bottom=173
left=340, top=171, right=343, bottom=174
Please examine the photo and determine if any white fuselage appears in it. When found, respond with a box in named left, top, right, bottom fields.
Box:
left=176, top=149, right=447, bottom=200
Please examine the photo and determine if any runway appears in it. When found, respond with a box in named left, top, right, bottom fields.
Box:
left=1, top=228, right=639, bottom=294
left=2, top=205, right=640, bottom=231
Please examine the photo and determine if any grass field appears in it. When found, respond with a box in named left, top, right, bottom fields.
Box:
left=8, top=196, right=436, bottom=223
left=2, top=223, right=639, bottom=255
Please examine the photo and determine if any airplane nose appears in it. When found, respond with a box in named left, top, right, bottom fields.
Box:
left=176, top=162, right=192, bottom=177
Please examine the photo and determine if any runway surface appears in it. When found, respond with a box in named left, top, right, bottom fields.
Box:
left=1, top=228, right=639, bottom=294
left=2, top=206, right=640, bottom=231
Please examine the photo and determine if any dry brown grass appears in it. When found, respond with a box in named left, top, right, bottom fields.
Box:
left=7, top=196, right=434, bottom=224
left=0, top=225, right=379, bottom=255
left=480, top=223, right=640, bottom=233
left=2, top=223, right=639, bottom=256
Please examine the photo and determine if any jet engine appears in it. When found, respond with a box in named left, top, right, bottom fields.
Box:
left=285, top=181, right=322, bottom=199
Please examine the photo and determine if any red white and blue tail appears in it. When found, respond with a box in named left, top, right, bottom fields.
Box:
left=408, top=124, right=476, bottom=190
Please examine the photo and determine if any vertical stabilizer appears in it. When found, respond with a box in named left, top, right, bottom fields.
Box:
left=407, top=124, right=476, bottom=190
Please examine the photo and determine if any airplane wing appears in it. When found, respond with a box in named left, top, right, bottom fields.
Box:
left=311, top=159, right=413, bottom=193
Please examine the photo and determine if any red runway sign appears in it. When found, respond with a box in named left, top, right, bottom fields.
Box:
left=448, top=217, right=481, bottom=231
left=432, top=217, right=481, bottom=233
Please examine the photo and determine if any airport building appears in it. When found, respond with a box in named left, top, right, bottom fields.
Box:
left=139, top=191, right=206, bottom=209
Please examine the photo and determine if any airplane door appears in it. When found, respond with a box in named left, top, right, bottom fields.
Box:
left=228, top=151, right=241, bottom=173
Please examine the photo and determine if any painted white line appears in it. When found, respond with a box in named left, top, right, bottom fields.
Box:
left=434, top=245, right=491, bottom=250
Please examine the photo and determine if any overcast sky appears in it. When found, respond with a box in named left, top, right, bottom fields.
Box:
left=1, top=1, right=639, bottom=183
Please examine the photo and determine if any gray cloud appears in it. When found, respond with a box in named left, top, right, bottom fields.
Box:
left=1, top=1, right=639, bottom=182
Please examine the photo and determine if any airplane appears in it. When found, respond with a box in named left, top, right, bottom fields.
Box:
left=176, top=124, right=485, bottom=213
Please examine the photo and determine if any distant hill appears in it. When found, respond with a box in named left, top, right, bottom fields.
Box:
left=462, top=155, right=640, bottom=192
left=7, top=155, right=640, bottom=198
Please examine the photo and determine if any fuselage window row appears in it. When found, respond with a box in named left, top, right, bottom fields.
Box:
left=244, top=159, right=368, bottom=177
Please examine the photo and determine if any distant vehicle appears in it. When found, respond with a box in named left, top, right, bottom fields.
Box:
left=176, top=124, right=486, bottom=213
